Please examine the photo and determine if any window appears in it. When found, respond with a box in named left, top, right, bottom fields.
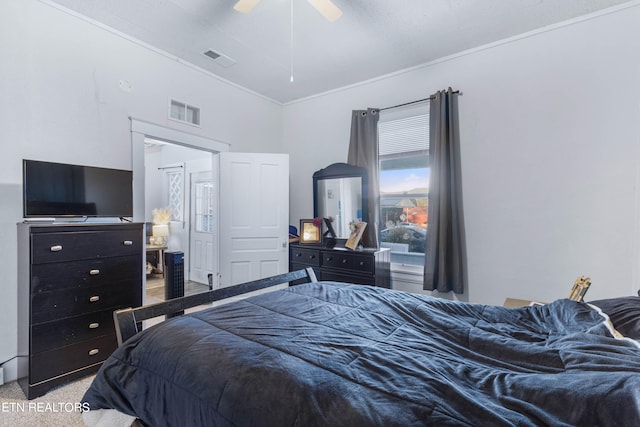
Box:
left=378, top=103, right=429, bottom=266
left=194, top=180, right=214, bottom=233
left=164, top=167, right=184, bottom=222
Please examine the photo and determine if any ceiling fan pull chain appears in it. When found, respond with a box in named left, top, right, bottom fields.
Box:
left=290, top=0, right=294, bottom=83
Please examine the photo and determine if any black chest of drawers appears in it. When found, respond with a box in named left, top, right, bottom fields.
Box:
left=289, top=243, right=390, bottom=288
left=17, top=222, right=143, bottom=399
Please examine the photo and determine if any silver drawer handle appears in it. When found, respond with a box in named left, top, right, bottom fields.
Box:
left=89, top=269, right=100, bottom=276
left=89, top=295, right=100, bottom=302
left=342, top=259, right=348, bottom=264
left=88, top=349, right=100, bottom=356
left=123, top=240, right=133, bottom=246
left=50, top=245, right=63, bottom=252
left=88, top=322, right=100, bottom=329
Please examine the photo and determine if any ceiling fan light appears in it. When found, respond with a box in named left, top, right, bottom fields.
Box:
left=307, top=0, right=343, bottom=22
left=234, top=0, right=261, bottom=14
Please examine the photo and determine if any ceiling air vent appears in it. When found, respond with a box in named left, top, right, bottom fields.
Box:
left=169, top=99, right=200, bottom=127
left=203, top=49, right=237, bottom=68
left=204, top=50, right=220, bottom=60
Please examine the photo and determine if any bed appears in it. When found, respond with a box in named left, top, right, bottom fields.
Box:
left=82, top=268, right=640, bottom=426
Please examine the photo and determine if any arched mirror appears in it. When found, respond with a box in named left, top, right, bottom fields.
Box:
left=313, top=163, right=368, bottom=240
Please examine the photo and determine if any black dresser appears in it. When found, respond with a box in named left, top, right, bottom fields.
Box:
left=17, top=222, right=143, bottom=399
left=289, top=243, right=390, bottom=288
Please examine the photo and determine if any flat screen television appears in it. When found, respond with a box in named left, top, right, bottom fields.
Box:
left=23, top=159, right=133, bottom=219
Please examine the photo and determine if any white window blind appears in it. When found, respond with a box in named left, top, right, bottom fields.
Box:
left=379, top=109, right=429, bottom=156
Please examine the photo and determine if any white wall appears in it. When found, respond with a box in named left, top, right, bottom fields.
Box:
left=0, top=0, right=283, bottom=381
left=284, top=4, right=640, bottom=305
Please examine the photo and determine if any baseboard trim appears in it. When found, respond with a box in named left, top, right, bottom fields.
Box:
left=0, top=358, right=19, bottom=385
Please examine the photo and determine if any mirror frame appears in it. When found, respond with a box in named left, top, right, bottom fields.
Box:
left=313, top=163, right=368, bottom=243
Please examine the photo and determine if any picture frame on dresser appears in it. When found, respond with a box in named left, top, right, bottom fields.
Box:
left=299, top=219, right=321, bottom=244
left=345, top=221, right=367, bottom=250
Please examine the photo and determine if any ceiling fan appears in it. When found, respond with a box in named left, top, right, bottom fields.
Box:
left=234, top=0, right=343, bottom=22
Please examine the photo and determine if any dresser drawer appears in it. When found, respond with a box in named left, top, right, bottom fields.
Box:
left=290, top=247, right=320, bottom=267
left=31, top=229, right=142, bottom=264
left=31, top=255, right=140, bottom=293
left=31, top=309, right=117, bottom=354
left=31, top=280, right=140, bottom=324
left=30, top=334, right=118, bottom=384
left=321, top=251, right=374, bottom=274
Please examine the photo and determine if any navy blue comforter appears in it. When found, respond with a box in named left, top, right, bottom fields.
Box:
left=82, top=282, right=640, bottom=426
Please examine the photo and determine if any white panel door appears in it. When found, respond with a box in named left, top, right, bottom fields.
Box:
left=189, top=170, right=215, bottom=286
left=219, top=152, right=289, bottom=287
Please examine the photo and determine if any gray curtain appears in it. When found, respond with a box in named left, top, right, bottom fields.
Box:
left=424, top=88, right=467, bottom=293
left=347, top=108, right=379, bottom=248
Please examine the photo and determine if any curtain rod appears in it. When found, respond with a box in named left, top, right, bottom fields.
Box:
left=380, top=90, right=461, bottom=111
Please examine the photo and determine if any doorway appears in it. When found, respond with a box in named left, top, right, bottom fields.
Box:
left=130, top=119, right=230, bottom=304
left=145, top=140, right=216, bottom=285
left=130, top=119, right=290, bottom=302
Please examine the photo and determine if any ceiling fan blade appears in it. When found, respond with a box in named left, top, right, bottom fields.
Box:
left=307, top=0, right=343, bottom=22
left=234, top=0, right=261, bottom=14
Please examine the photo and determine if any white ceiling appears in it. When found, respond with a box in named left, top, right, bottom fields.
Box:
left=44, top=0, right=633, bottom=103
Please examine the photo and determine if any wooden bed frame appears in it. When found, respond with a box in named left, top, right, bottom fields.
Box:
left=113, top=268, right=318, bottom=345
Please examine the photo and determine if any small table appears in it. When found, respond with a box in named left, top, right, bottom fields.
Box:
left=146, top=244, right=167, bottom=277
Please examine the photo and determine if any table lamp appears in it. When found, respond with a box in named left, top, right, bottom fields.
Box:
left=152, top=224, right=169, bottom=246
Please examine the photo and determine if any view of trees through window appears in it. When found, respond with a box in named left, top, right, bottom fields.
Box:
left=378, top=108, right=429, bottom=265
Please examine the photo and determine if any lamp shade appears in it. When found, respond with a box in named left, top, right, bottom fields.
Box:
left=152, top=224, right=169, bottom=237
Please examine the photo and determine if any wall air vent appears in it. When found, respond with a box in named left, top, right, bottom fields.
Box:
left=169, top=99, right=200, bottom=127
left=203, top=49, right=237, bottom=68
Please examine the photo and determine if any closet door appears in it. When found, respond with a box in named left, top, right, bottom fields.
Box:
left=219, top=153, right=289, bottom=287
